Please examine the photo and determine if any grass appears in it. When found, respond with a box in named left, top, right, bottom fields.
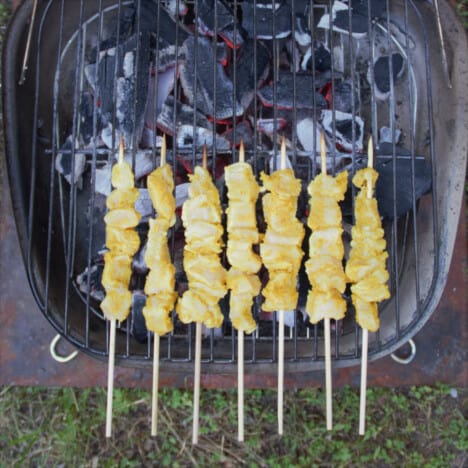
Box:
left=0, top=384, right=466, bottom=466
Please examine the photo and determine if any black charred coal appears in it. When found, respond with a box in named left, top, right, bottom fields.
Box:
left=242, top=0, right=292, bottom=40
left=156, top=95, right=211, bottom=136
left=180, top=36, right=244, bottom=120
left=294, top=14, right=311, bottom=47
left=222, top=121, right=254, bottom=148
left=317, top=1, right=369, bottom=38
left=301, top=40, right=332, bottom=72
left=76, top=259, right=105, bottom=302
left=197, top=0, right=243, bottom=48
left=346, top=0, right=387, bottom=19
left=332, top=80, right=359, bottom=113
left=228, top=39, right=270, bottom=110
left=321, top=109, right=364, bottom=152
left=130, top=291, right=148, bottom=343
left=55, top=137, right=87, bottom=185
left=369, top=53, right=405, bottom=99
left=79, top=91, right=97, bottom=146
left=258, top=72, right=327, bottom=110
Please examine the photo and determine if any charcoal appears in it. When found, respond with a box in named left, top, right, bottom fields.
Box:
left=321, top=109, right=364, bottom=152
left=144, top=66, right=176, bottom=130
left=79, top=91, right=97, bottom=145
left=345, top=0, right=387, bottom=18
left=55, top=137, right=86, bottom=185
left=294, top=14, right=311, bottom=47
left=180, top=36, right=244, bottom=120
left=256, top=118, right=288, bottom=139
left=379, top=126, right=401, bottom=145
left=301, top=41, right=332, bottom=72
left=368, top=53, right=405, bottom=100
left=257, top=73, right=327, bottom=110
left=332, top=80, right=359, bottom=113
left=132, top=244, right=149, bottom=274
left=163, top=0, right=188, bottom=17
left=196, top=0, right=243, bottom=48
left=317, top=1, right=368, bottom=38
left=296, top=118, right=321, bottom=152
left=156, top=96, right=211, bottom=136
left=222, top=121, right=254, bottom=148
left=76, top=261, right=105, bottom=302
left=130, top=291, right=148, bottom=343
left=242, top=0, right=292, bottom=40
left=176, top=125, right=230, bottom=151
left=135, top=189, right=154, bottom=220
left=228, top=39, right=270, bottom=109
left=287, top=0, right=310, bottom=16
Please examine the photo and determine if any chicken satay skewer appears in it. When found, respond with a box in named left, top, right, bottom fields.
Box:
left=237, top=141, right=246, bottom=443
left=319, top=132, right=333, bottom=431
left=105, top=138, right=125, bottom=438
left=359, top=137, right=374, bottom=436
left=150, top=134, right=168, bottom=437
left=277, top=136, right=287, bottom=436
left=192, top=146, right=208, bottom=445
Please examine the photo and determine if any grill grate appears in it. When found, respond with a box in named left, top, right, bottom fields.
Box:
left=6, top=0, right=452, bottom=370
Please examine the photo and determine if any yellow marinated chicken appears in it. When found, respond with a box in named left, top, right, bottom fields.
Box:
left=177, top=166, right=227, bottom=327
left=225, top=159, right=262, bottom=333
left=142, top=163, right=178, bottom=336
left=260, top=167, right=305, bottom=312
left=147, top=164, right=176, bottom=226
left=101, top=156, right=140, bottom=322
left=345, top=167, right=390, bottom=332
left=305, top=170, right=348, bottom=323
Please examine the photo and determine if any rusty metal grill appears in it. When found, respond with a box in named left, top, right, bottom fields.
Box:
left=3, top=0, right=467, bottom=373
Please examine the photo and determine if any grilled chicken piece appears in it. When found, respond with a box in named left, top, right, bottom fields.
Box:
left=345, top=167, right=390, bottom=332
left=260, top=168, right=305, bottom=312
left=305, top=170, right=348, bottom=323
left=147, top=164, right=176, bottom=226
left=111, top=160, right=135, bottom=190
left=145, top=218, right=172, bottom=267
left=105, top=226, right=141, bottom=256
left=178, top=166, right=227, bottom=327
left=104, top=208, right=141, bottom=229
left=101, top=288, right=133, bottom=322
left=143, top=293, right=178, bottom=336
left=226, top=240, right=262, bottom=274
left=106, top=187, right=140, bottom=210
left=224, top=162, right=260, bottom=201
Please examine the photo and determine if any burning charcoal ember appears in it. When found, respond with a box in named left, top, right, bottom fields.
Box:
left=55, top=137, right=86, bottom=185
left=144, top=66, right=176, bottom=131
left=196, top=0, right=243, bottom=48
left=176, top=125, right=230, bottom=151
left=228, top=39, right=270, bottom=109
left=222, top=121, right=254, bottom=148
left=321, top=109, right=364, bottom=152
left=257, top=73, right=327, bottom=110
left=294, top=14, right=311, bottom=47
left=242, top=0, right=292, bottom=40
left=79, top=91, right=97, bottom=146
left=256, top=118, right=288, bottom=139
left=76, top=260, right=105, bottom=302
left=317, top=1, right=368, bottom=38
left=368, top=53, right=405, bottom=101
left=297, top=118, right=321, bottom=152
left=156, top=96, right=211, bottom=136
left=332, top=80, right=359, bottom=113
left=130, top=291, right=149, bottom=343
left=180, top=36, right=243, bottom=120
left=301, top=40, right=332, bottom=72
left=379, top=126, right=401, bottom=144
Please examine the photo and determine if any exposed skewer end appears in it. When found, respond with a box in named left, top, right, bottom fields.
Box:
left=278, top=310, right=285, bottom=436
left=239, top=139, right=245, bottom=163
left=359, top=328, right=369, bottom=435
left=105, top=319, right=117, bottom=438
left=202, top=144, right=208, bottom=169
left=192, top=322, right=202, bottom=445
left=324, top=317, right=333, bottom=431
left=320, top=131, right=327, bottom=174
left=280, top=134, right=286, bottom=169
left=151, top=334, right=160, bottom=437
left=238, top=330, right=245, bottom=442
left=119, top=137, right=125, bottom=164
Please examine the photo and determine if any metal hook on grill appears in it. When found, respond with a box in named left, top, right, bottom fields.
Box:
left=50, top=334, right=79, bottom=363
left=390, top=339, right=416, bottom=365
left=18, top=0, right=39, bottom=85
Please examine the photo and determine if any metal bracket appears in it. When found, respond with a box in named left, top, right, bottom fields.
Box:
left=391, top=339, right=416, bottom=365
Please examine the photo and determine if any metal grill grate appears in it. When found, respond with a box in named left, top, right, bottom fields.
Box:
left=6, top=0, right=463, bottom=372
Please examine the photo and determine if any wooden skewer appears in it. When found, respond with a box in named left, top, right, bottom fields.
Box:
left=320, top=132, right=333, bottom=431
left=192, top=145, right=208, bottom=445
left=238, top=140, right=245, bottom=442
left=150, top=134, right=167, bottom=437
left=277, top=135, right=287, bottom=436
left=359, top=136, right=374, bottom=435
left=105, top=137, right=126, bottom=438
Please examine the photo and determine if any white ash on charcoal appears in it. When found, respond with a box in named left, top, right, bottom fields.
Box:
left=296, top=118, right=322, bottom=153
left=301, top=41, right=332, bottom=72
left=196, top=0, right=243, bottom=48
left=379, top=126, right=401, bottom=145
left=179, top=36, right=244, bottom=120
left=321, top=109, right=364, bottom=152
left=176, top=125, right=231, bottom=151
left=367, top=53, right=405, bottom=101
left=76, top=256, right=105, bottom=302
left=256, top=118, right=288, bottom=140
left=317, top=0, right=387, bottom=38
left=242, top=0, right=292, bottom=40
left=55, top=137, right=87, bottom=185
left=227, top=39, right=270, bottom=110
left=162, top=0, right=188, bottom=18
left=258, top=72, right=328, bottom=110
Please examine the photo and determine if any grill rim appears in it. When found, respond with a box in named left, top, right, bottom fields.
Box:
left=2, top=0, right=467, bottom=372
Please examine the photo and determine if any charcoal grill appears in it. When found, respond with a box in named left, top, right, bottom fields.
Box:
left=3, top=0, right=467, bottom=377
